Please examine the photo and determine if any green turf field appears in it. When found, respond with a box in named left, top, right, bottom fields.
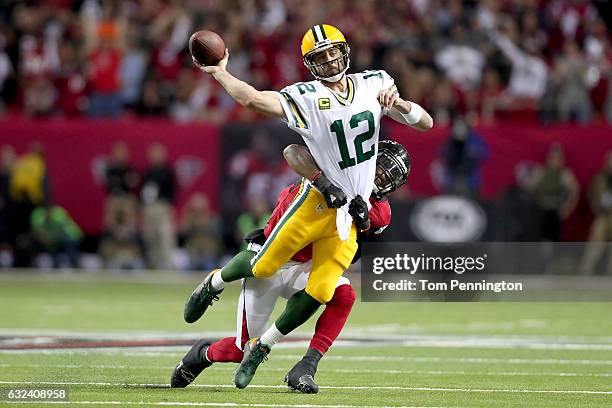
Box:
left=0, top=273, right=611, bottom=407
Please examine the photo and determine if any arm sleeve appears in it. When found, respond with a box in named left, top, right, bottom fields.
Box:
left=276, top=85, right=311, bottom=137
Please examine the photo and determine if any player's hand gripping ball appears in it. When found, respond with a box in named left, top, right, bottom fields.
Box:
left=189, top=30, right=225, bottom=65
left=189, top=30, right=228, bottom=73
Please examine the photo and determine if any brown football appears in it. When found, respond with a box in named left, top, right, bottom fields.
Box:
left=189, top=30, right=225, bottom=66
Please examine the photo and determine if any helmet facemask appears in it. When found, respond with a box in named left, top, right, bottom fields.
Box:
left=372, top=145, right=411, bottom=199
left=304, top=43, right=350, bottom=83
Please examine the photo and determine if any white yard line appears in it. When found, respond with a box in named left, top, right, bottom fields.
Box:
left=2, top=349, right=612, bottom=367
left=1, top=363, right=611, bottom=378
left=0, top=381, right=610, bottom=395
left=278, top=355, right=612, bottom=366
left=396, top=341, right=612, bottom=351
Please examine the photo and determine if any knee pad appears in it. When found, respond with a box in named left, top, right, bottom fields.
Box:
left=306, top=280, right=336, bottom=304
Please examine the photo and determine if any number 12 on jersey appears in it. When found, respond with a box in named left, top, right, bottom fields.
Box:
left=331, top=110, right=376, bottom=170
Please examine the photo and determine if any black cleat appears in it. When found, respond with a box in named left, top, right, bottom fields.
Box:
left=234, top=338, right=270, bottom=389
left=170, top=339, right=212, bottom=388
left=284, top=359, right=319, bottom=394
left=184, top=269, right=224, bottom=323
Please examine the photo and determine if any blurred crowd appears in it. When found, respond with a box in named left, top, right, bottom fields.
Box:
left=0, top=0, right=611, bottom=124
left=0, top=140, right=271, bottom=271
left=97, top=140, right=229, bottom=271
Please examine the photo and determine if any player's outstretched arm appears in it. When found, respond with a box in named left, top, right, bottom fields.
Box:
left=194, top=49, right=285, bottom=119
left=378, top=88, right=434, bottom=131
left=283, top=144, right=347, bottom=209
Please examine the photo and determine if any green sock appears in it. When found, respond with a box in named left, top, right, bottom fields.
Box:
left=275, top=290, right=321, bottom=335
left=220, top=250, right=256, bottom=282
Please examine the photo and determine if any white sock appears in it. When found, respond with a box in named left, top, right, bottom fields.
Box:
left=210, top=270, right=227, bottom=291
left=259, top=324, right=285, bottom=348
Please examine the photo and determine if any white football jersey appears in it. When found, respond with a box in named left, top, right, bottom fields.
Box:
left=277, top=70, right=396, bottom=207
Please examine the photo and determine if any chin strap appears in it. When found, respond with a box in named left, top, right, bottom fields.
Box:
left=318, top=67, right=348, bottom=83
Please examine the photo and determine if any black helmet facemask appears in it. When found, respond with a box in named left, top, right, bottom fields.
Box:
left=372, top=141, right=411, bottom=199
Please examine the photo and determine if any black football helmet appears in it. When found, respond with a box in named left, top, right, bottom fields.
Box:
left=372, top=140, right=411, bottom=199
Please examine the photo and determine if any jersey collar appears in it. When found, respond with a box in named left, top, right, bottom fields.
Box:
left=327, top=76, right=355, bottom=106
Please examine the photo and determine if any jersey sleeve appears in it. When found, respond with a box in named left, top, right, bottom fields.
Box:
left=362, top=70, right=397, bottom=116
left=277, top=85, right=311, bottom=136
left=382, top=70, right=398, bottom=116
left=380, top=70, right=397, bottom=93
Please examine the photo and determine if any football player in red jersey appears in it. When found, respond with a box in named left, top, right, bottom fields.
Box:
left=172, top=140, right=410, bottom=393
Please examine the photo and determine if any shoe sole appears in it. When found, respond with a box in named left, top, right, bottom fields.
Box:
left=170, top=361, right=192, bottom=388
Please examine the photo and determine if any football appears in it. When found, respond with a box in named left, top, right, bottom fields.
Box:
left=189, top=30, right=225, bottom=66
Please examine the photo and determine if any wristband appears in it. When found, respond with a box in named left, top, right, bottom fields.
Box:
left=402, top=102, right=424, bottom=124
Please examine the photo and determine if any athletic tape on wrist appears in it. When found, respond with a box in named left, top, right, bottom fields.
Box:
left=402, top=103, right=424, bottom=124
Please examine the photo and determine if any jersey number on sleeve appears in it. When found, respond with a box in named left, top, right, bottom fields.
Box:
left=330, top=110, right=375, bottom=170
left=296, top=83, right=316, bottom=94
left=363, top=70, right=383, bottom=80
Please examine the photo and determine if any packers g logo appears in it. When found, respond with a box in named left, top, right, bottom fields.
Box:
left=318, top=98, right=330, bottom=110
